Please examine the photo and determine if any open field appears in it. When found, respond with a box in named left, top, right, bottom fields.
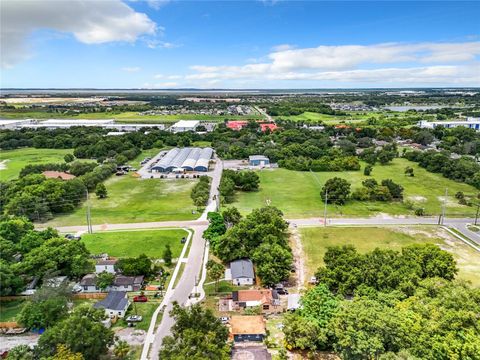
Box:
left=45, top=173, right=198, bottom=226
left=0, top=148, right=74, bottom=181
left=230, top=158, right=477, bottom=218
left=0, top=300, right=25, bottom=322
left=0, top=110, right=263, bottom=123
left=81, top=229, right=187, bottom=259
left=300, top=226, right=480, bottom=287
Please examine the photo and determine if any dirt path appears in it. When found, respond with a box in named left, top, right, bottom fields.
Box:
left=290, top=225, right=306, bottom=291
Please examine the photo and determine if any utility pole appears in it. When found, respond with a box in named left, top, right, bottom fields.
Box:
left=474, top=204, right=479, bottom=226
left=86, top=188, right=92, bottom=234
left=441, top=188, right=448, bottom=225
left=323, top=189, right=328, bottom=227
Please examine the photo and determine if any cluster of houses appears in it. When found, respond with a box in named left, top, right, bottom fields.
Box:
left=222, top=259, right=301, bottom=346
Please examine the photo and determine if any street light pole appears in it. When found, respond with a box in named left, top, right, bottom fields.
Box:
left=323, top=189, right=328, bottom=227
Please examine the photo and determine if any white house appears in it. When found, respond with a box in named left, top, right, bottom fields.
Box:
left=95, top=259, right=117, bottom=274
left=230, top=259, right=255, bottom=286
left=170, top=120, right=200, bottom=133
left=79, top=274, right=144, bottom=293
left=93, top=291, right=130, bottom=318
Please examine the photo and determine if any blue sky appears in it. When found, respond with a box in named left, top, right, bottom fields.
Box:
left=1, top=1, right=479, bottom=88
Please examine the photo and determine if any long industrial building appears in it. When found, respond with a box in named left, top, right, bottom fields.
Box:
left=151, top=147, right=213, bottom=172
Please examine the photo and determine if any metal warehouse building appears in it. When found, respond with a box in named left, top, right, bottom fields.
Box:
left=151, top=147, right=213, bottom=172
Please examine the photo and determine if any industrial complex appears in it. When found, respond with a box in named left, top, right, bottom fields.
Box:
left=150, top=147, right=214, bottom=173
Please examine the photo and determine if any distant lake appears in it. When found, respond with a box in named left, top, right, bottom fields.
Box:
left=385, top=105, right=447, bottom=112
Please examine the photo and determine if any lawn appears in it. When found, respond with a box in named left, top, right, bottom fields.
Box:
left=45, top=174, right=199, bottom=226
left=300, top=226, right=480, bottom=287
left=230, top=158, right=477, bottom=218
left=0, top=147, right=74, bottom=181
left=80, top=228, right=188, bottom=259
left=0, top=300, right=25, bottom=322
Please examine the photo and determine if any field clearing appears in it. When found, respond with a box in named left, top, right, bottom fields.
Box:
left=45, top=174, right=198, bottom=226
left=0, top=148, right=74, bottom=181
left=300, top=226, right=480, bottom=287
left=81, top=228, right=187, bottom=259
left=230, top=158, right=477, bottom=218
left=277, top=111, right=379, bottom=123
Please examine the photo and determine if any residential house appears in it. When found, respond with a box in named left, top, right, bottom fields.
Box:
left=230, top=259, right=255, bottom=285
left=93, top=291, right=130, bottom=318
left=230, top=289, right=281, bottom=313
left=229, top=315, right=267, bottom=342
left=95, top=259, right=117, bottom=274
left=79, top=274, right=144, bottom=293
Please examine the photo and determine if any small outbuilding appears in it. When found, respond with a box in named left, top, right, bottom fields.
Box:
left=94, top=291, right=129, bottom=318
left=287, top=293, right=301, bottom=311
left=230, top=259, right=255, bottom=286
left=230, top=315, right=266, bottom=342
left=95, top=259, right=117, bottom=274
left=248, top=155, right=270, bottom=167
left=170, top=120, right=200, bottom=133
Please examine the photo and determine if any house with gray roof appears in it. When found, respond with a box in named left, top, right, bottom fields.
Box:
left=230, top=259, right=255, bottom=286
left=94, top=291, right=129, bottom=318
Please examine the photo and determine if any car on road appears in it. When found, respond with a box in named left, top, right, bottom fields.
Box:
left=133, top=295, right=148, bottom=302
left=126, top=315, right=143, bottom=322
left=219, top=316, right=229, bottom=324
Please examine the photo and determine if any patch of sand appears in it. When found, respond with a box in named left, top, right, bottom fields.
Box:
left=408, top=195, right=427, bottom=202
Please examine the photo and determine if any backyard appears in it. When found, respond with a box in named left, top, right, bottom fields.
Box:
left=0, top=147, right=75, bottom=181
left=80, top=228, right=188, bottom=259
left=300, top=226, right=480, bottom=287
left=230, top=158, right=477, bottom=218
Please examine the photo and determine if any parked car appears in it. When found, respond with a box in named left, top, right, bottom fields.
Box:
left=276, top=288, right=289, bottom=295
left=219, top=316, right=230, bottom=324
left=133, top=295, right=148, bottom=302
left=64, top=234, right=81, bottom=240
left=126, top=315, right=143, bottom=322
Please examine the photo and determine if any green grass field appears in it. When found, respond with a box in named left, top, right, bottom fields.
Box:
left=230, top=158, right=477, bottom=218
left=0, top=300, right=25, bottom=322
left=0, top=110, right=263, bottom=123
left=300, top=226, right=480, bottom=287
left=81, top=228, right=187, bottom=259
left=45, top=174, right=198, bottom=226
left=0, top=148, right=74, bottom=181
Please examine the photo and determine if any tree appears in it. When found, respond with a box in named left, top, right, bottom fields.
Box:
left=404, top=166, right=414, bottom=177
left=159, top=303, right=230, bottom=360
left=206, top=260, right=224, bottom=292
left=364, top=164, right=373, bottom=176
left=222, top=207, right=242, bottom=227
left=95, top=271, right=115, bottom=291
left=64, top=154, right=75, bottom=163
left=117, top=254, right=153, bottom=277
left=95, top=183, right=107, bottom=199
left=321, top=177, right=351, bottom=205
left=51, top=344, right=84, bottom=360
left=219, top=176, right=235, bottom=203
left=163, top=244, right=173, bottom=267
left=113, top=340, right=131, bottom=359
left=204, top=212, right=226, bottom=242
left=381, top=179, right=404, bottom=199
left=37, top=305, right=114, bottom=360
left=0, top=260, right=24, bottom=296
left=115, top=154, right=128, bottom=165
left=5, top=345, right=35, bottom=360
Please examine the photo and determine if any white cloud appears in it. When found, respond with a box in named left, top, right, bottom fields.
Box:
left=147, top=40, right=181, bottom=49
left=122, top=66, right=141, bottom=72
left=1, top=0, right=157, bottom=68
left=146, top=0, right=170, bottom=10
left=182, top=41, right=480, bottom=86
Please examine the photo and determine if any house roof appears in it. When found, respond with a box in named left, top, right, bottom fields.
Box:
left=80, top=273, right=96, bottom=286
left=230, top=316, right=266, bottom=335
left=94, top=291, right=129, bottom=311
left=249, top=155, right=269, bottom=161
left=230, top=259, right=254, bottom=279
left=42, top=171, right=76, bottom=180
left=96, top=259, right=118, bottom=266
left=114, top=275, right=144, bottom=286
left=232, top=290, right=278, bottom=304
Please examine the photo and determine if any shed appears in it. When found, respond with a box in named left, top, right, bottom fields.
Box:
left=248, top=155, right=270, bottom=167
left=94, top=291, right=129, bottom=318
left=287, top=294, right=301, bottom=311
left=230, top=259, right=255, bottom=286
left=230, top=315, right=266, bottom=342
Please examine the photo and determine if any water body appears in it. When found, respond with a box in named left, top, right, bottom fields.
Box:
left=385, top=105, right=448, bottom=112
